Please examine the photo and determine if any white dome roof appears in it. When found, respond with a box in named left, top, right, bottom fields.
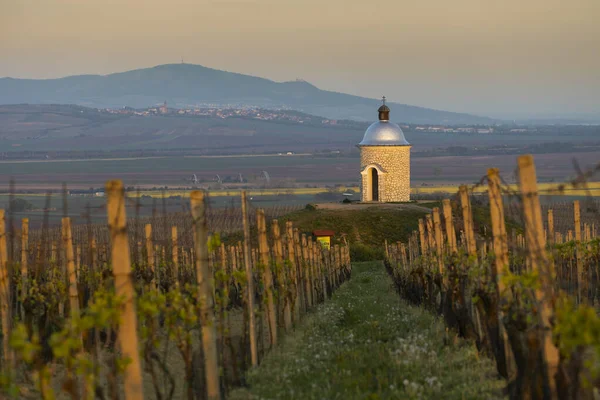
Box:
left=358, top=120, right=410, bottom=146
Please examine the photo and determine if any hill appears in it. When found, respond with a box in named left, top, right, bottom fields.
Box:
left=0, top=103, right=368, bottom=152
left=0, top=63, right=492, bottom=124
left=1, top=104, right=598, bottom=156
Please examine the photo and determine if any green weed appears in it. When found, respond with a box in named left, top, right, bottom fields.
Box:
left=230, top=262, right=505, bottom=400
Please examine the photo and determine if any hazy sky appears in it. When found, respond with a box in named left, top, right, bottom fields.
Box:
left=1, top=0, right=599, bottom=118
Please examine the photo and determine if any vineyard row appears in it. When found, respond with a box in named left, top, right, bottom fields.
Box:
left=0, top=185, right=350, bottom=400
left=385, top=154, right=600, bottom=400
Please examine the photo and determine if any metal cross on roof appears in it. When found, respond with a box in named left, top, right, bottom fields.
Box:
left=382, top=96, right=386, bottom=105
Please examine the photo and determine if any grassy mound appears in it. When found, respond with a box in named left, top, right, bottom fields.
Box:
left=279, top=207, right=429, bottom=260
left=231, top=262, right=505, bottom=400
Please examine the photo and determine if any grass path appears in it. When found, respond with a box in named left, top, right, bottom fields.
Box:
left=231, top=262, right=505, bottom=400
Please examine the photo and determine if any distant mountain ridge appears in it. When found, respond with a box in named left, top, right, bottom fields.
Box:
left=0, top=63, right=492, bottom=124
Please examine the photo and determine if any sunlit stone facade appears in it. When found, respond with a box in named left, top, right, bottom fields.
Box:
left=360, top=146, right=411, bottom=202
left=358, top=99, right=411, bottom=202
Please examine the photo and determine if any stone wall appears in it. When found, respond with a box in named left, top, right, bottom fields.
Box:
left=360, top=145, right=411, bottom=202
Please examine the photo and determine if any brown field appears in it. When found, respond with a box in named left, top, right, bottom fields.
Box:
left=0, top=151, right=597, bottom=192
left=412, top=151, right=600, bottom=185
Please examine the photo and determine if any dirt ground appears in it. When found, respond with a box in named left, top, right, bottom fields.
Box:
left=314, top=202, right=434, bottom=213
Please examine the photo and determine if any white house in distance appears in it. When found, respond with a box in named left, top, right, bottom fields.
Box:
left=358, top=98, right=411, bottom=202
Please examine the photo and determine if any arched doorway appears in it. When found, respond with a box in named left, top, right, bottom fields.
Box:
left=370, top=167, right=379, bottom=201
left=361, top=163, right=385, bottom=202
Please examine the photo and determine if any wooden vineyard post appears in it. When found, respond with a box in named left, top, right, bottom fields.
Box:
left=574, top=200, right=582, bottom=242
left=418, top=219, right=427, bottom=256
left=318, top=242, right=325, bottom=300
left=230, top=245, right=238, bottom=272
left=547, top=209, right=554, bottom=245
left=459, top=185, right=477, bottom=257
left=241, top=191, right=258, bottom=366
left=301, top=234, right=312, bottom=308
left=272, top=221, right=291, bottom=332
left=293, top=228, right=305, bottom=314
left=346, top=245, right=351, bottom=274
left=345, top=243, right=351, bottom=279
left=218, top=242, right=229, bottom=304
left=487, top=168, right=515, bottom=379
left=220, top=243, right=227, bottom=272
left=190, top=191, right=221, bottom=400
left=145, top=224, right=155, bottom=286
left=54, top=240, right=62, bottom=319
left=459, top=184, right=483, bottom=340
left=156, top=244, right=162, bottom=290
left=34, top=241, right=41, bottom=275
left=318, top=242, right=326, bottom=300
left=584, top=224, right=590, bottom=242
left=257, top=209, right=277, bottom=348
left=432, top=208, right=444, bottom=274
left=312, top=241, right=320, bottom=302
left=339, top=245, right=345, bottom=278
left=235, top=241, right=244, bottom=271
left=171, top=226, right=179, bottom=288
left=318, top=241, right=327, bottom=302
left=51, top=242, right=57, bottom=262
left=331, top=244, right=337, bottom=290
left=237, top=244, right=244, bottom=272
left=336, top=244, right=343, bottom=285
left=90, top=237, right=97, bottom=271
left=61, top=218, right=80, bottom=319
left=323, top=243, right=329, bottom=290
left=425, top=215, right=435, bottom=251
left=0, top=210, right=12, bottom=370
left=573, top=200, right=584, bottom=303
left=442, top=200, right=457, bottom=254
left=411, top=235, right=417, bottom=264
left=307, top=239, right=316, bottom=304
left=450, top=220, right=457, bottom=254
left=311, top=241, right=318, bottom=303
left=326, top=244, right=332, bottom=294
left=105, top=181, right=143, bottom=400
left=75, top=245, right=81, bottom=272
left=517, top=155, right=559, bottom=398
left=487, top=169, right=509, bottom=293
left=251, top=250, right=257, bottom=276
left=20, top=218, right=29, bottom=320
left=401, top=243, right=408, bottom=270
left=286, top=221, right=299, bottom=324
left=331, top=244, right=338, bottom=285
left=308, top=238, right=314, bottom=302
